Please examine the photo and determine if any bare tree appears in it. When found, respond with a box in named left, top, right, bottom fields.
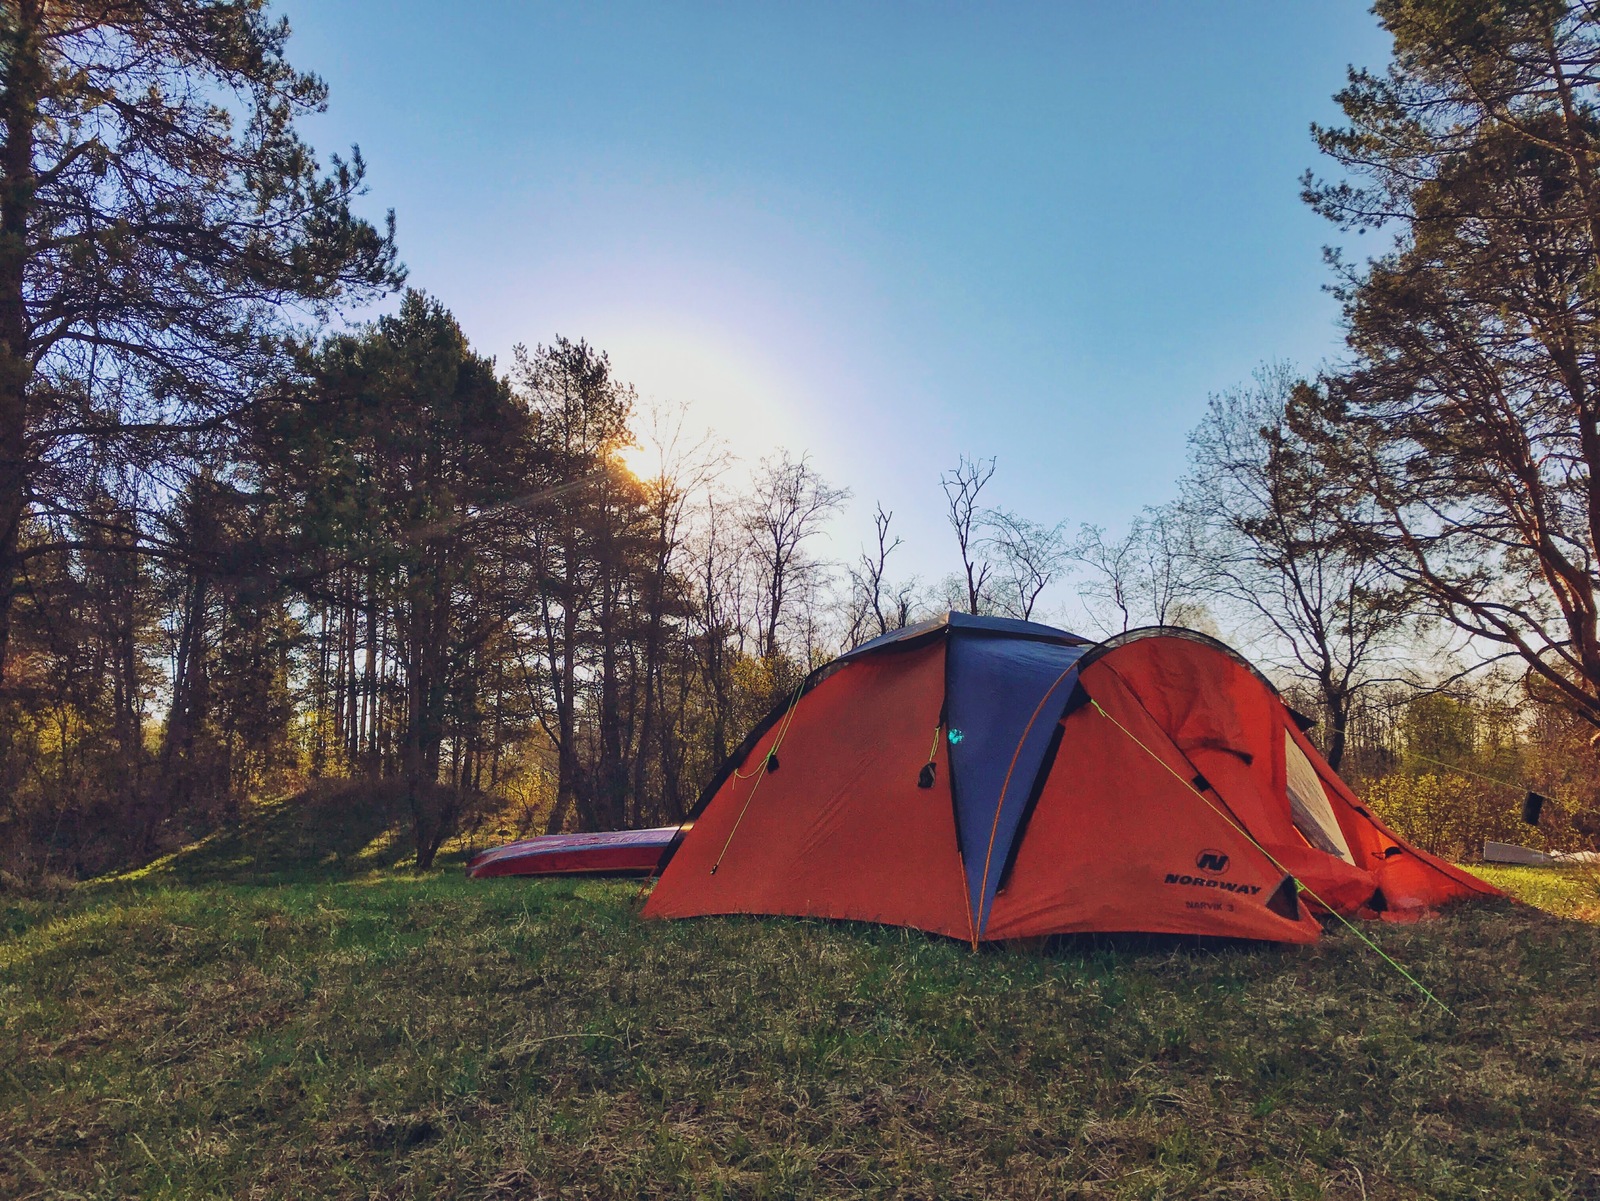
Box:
left=987, top=510, right=1068, bottom=622
left=843, top=503, right=919, bottom=645
left=1073, top=525, right=1135, bottom=635
left=623, top=402, right=730, bottom=824
left=941, top=455, right=997, bottom=614
left=688, top=495, right=750, bottom=763
left=1074, top=504, right=1202, bottom=637
left=1185, top=364, right=1412, bottom=769
left=741, top=450, right=849, bottom=659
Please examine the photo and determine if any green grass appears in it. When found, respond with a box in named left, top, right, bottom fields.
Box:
left=3, top=810, right=1598, bottom=1199
left=1472, top=863, right=1600, bottom=923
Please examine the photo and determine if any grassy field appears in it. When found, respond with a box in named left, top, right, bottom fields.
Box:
left=3, top=801, right=1598, bottom=1199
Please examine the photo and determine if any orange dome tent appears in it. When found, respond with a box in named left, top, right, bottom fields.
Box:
left=642, top=614, right=1498, bottom=944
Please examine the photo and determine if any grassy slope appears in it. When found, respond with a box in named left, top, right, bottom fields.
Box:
left=2, top=806, right=1598, bottom=1200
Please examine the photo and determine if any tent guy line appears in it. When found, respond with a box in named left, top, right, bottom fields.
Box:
left=1087, top=698, right=1455, bottom=1017
left=709, top=679, right=807, bottom=875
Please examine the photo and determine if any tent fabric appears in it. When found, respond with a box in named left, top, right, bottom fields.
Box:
left=944, top=633, right=1087, bottom=932
left=840, top=610, right=1088, bottom=663
left=642, top=640, right=974, bottom=938
left=641, top=615, right=1500, bottom=943
left=1285, top=719, right=1493, bottom=915
left=981, top=660, right=1321, bottom=943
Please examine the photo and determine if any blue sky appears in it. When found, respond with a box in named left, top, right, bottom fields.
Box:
left=285, top=2, right=1391, bottom=601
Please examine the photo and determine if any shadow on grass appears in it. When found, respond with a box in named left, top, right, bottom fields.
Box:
left=663, top=891, right=1591, bottom=979
left=117, top=780, right=445, bottom=889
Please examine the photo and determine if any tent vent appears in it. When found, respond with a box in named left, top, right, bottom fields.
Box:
left=1265, top=875, right=1300, bottom=922
left=1284, top=731, right=1353, bottom=862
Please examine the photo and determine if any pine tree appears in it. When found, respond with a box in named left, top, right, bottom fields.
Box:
left=1304, top=0, right=1600, bottom=728
left=0, top=0, right=401, bottom=688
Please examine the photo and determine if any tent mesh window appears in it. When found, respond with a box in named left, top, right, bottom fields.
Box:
left=1284, top=730, right=1354, bottom=862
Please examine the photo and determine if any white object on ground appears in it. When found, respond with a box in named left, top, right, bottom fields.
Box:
left=1483, top=840, right=1554, bottom=865
left=1483, top=840, right=1600, bottom=865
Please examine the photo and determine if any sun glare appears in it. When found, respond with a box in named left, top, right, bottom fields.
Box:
left=613, top=439, right=657, bottom=481
left=602, top=324, right=804, bottom=480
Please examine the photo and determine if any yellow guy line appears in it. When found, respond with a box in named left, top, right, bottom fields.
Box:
left=709, top=681, right=807, bottom=875
left=1088, top=699, right=1455, bottom=1018
left=1405, top=750, right=1557, bottom=795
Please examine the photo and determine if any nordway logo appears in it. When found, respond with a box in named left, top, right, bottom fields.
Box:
left=1163, top=873, right=1261, bottom=895
left=1195, top=849, right=1230, bottom=874
left=1166, top=848, right=1258, bottom=894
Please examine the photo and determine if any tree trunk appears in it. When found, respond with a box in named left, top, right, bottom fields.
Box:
left=632, top=607, right=663, bottom=826
left=405, top=551, right=451, bottom=868
left=312, top=599, right=330, bottom=775
left=545, top=525, right=583, bottom=834
left=1321, top=684, right=1350, bottom=773
left=158, top=570, right=209, bottom=815
left=362, top=579, right=379, bottom=776
left=0, top=0, right=41, bottom=687
left=596, top=555, right=625, bottom=830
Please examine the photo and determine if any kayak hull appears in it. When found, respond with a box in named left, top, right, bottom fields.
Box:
left=467, top=826, right=681, bottom=878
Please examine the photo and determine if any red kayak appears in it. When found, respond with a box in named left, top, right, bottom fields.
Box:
left=466, top=825, right=682, bottom=878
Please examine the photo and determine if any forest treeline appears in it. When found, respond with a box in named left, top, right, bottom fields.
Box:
left=6, top=0, right=1600, bottom=882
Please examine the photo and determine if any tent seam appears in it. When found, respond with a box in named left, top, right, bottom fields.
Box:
left=973, top=662, right=1081, bottom=941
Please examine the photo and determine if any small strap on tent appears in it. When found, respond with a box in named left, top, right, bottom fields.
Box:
left=917, top=723, right=942, bottom=788
left=1087, top=698, right=1455, bottom=1018
left=708, top=681, right=806, bottom=875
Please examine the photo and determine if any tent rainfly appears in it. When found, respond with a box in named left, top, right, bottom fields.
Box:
left=635, top=614, right=1498, bottom=944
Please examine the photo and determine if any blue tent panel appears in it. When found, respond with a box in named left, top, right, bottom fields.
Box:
left=943, top=611, right=1090, bottom=643
left=946, top=633, right=1087, bottom=935
left=838, top=611, right=1088, bottom=664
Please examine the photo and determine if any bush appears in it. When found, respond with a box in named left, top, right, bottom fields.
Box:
left=1363, top=771, right=1560, bottom=860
